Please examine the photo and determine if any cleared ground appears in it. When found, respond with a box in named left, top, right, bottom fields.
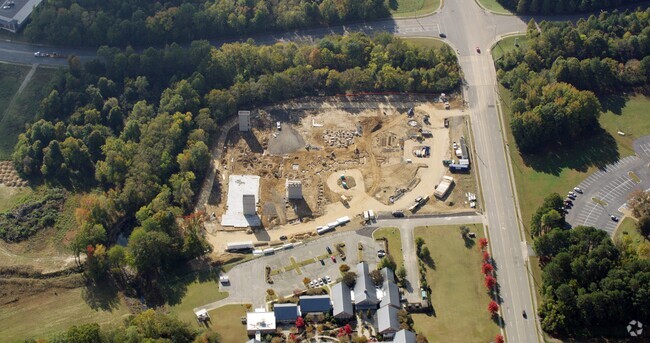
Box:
left=412, top=224, right=499, bottom=343
left=0, top=184, right=32, bottom=212
left=390, top=0, right=441, bottom=17
left=373, top=227, right=404, bottom=269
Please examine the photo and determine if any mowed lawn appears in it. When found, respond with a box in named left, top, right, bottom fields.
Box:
left=0, top=286, right=130, bottom=342
left=390, top=0, right=440, bottom=17
left=412, top=224, right=499, bottom=342
left=374, top=227, right=404, bottom=268
left=492, top=35, right=529, bottom=61
left=0, top=66, right=57, bottom=159
left=207, top=304, right=249, bottom=343
left=168, top=276, right=228, bottom=327
left=477, top=0, right=511, bottom=14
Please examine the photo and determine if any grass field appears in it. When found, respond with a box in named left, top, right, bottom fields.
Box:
left=476, top=0, right=511, bottom=14
left=0, top=66, right=57, bottom=159
left=614, top=217, right=650, bottom=259
left=166, top=270, right=228, bottom=327
left=412, top=224, right=499, bottom=342
left=390, top=0, right=440, bottom=17
left=404, top=37, right=446, bottom=50
left=0, top=284, right=130, bottom=342
left=373, top=227, right=404, bottom=268
left=0, top=184, right=32, bottom=212
left=492, top=35, right=529, bottom=62
left=207, top=304, right=249, bottom=342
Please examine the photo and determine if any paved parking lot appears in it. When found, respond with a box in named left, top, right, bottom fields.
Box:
left=567, top=136, right=650, bottom=234
left=199, top=230, right=382, bottom=310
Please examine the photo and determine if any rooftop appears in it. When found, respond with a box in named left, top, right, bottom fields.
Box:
left=273, top=303, right=299, bottom=322
left=354, top=261, right=379, bottom=305
left=299, top=295, right=331, bottom=314
left=221, top=175, right=261, bottom=227
left=380, top=280, right=401, bottom=309
left=331, top=282, right=353, bottom=317
left=377, top=305, right=400, bottom=333
left=246, top=311, right=276, bottom=331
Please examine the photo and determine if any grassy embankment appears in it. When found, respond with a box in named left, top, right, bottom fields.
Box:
left=412, top=224, right=499, bottom=342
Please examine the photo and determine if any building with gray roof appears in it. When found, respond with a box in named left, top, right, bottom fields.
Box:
left=377, top=305, right=400, bottom=335
left=380, top=279, right=401, bottom=309
left=0, top=0, right=43, bottom=32
left=332, top=282, right=354, bottom=319
left=391, top=329, right=416, bottom=343
left=299, top=295, right=331, bottom=314
left=273, top=303, right=298, bottom=323
left=382, top=267, right=395, bottom=284
left=354, top=261, right=379, bottom=309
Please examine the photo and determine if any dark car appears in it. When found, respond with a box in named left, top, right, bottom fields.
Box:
left=326, top=246, right=332, bottom=254
left=319, top=259, right=325, bottom=266
left=279, top=235, right=288, bottom=241
left=439, top=33, right=446, bottom=38
left=476, top=46, right=481, bottom=53
left=392, top=210, right=405, bottom=217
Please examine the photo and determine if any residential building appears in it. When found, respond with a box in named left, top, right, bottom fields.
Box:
left=380, top=280, right=401, bottom=309
left=377, top=305, right=400, bottom=336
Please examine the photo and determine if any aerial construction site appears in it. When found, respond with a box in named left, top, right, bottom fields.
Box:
left=202, top=95, right=477, bottom=252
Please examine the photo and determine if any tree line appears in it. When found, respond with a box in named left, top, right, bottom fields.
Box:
left=12, top=33, right=461, bottom=301
left=496, top=0, right=644, bottom=14
left=496, top=9, right=650, bottom=153
left=25, top=0, right=389, bottom=47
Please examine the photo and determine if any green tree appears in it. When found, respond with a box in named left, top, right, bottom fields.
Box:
left=396, top=266, right=407, bottom=279
left=342, top=271, right=357, bottom=287
left=65, top=323, right=102, bottom=343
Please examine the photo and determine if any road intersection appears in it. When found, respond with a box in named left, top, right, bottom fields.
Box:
left=0, top=2, right=542, bottom=341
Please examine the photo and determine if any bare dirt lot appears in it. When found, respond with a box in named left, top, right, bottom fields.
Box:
left=203, top=95, right=478, bottom=251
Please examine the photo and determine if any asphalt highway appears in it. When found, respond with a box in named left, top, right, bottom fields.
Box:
left=0, top=2, right=540, bottom=341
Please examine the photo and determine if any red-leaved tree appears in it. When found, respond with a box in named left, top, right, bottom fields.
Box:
left=344, top=324, right=353, bottom=335
left=479, top=238, right=488, bottom=250
left=483, top=251, right=491, bottom=262
left=485, top=275, right=497, bottom=289
left=495, top=334, right=504, bottom=343
left=296, top=316, right=305, bottom=329
left=488, top=301, right=499, bottom=314
left=482, top=262, right=494, bottom=275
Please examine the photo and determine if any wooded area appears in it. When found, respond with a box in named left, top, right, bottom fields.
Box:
left=25, top=0, right=389, bottom=46
left=533, top=225, right=649, bottom=336
left=496, top=10, right=650, bottom=152
left=496, top=0, right=644, bottom=14
left=9, top=33, right=461, bottom=302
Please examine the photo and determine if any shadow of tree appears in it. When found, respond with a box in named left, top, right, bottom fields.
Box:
left=600, top=93, right=628, bottom=115
left=389, top=0, right=399, bottom=11
left=492, top=313, right=505, bottom=328
left=519, top=127, right=620, bottom=175
left=81, top=279, right=122, bottom=311
left=463, top=237, right=475, bottom=249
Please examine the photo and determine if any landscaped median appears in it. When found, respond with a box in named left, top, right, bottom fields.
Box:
left=411, top=224, right=500, bottom=342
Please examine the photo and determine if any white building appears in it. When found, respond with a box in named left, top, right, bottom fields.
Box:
left=239, top=110, right=251, bottom=132
left=286, top=180, right=303, bottom=199
left=246, top=310, right=276, bottom=336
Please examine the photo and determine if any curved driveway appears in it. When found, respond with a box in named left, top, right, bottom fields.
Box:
left=0, top=2, right=543, bottom=342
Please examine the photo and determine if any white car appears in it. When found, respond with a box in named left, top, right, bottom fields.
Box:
left=34, top=51, right=47, bottom=57
left=325, top=275, right=331, bottom=283
left=611, top=215, right=619, bottom=222
left=574, top=187, right=583, bottom=193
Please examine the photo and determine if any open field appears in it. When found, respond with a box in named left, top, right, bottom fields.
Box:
left=476, top=0, right=511, bottom=14
left=0, top=184, right=32, bottom=212
left=0, top=64, right=30, bottom=117
left=404, top=37, right=446, bottom=49
left=373, top=227, right=403, bottom=268
left=492, top=35, right=529, bottom=61
left=168, top=273, right=228, bottom=326
left=390, top=0, right=440, bottom=17
left=0, top=277, right=130, bottom=342
left=0, top=67, right=57, bottom=159
left=207, top=304, right=250, bottom=342
left=412, top=224, right=499, bottom=342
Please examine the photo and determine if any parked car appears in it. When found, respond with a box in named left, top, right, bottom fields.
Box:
left=276, top=121, right=281, bottom=130
left=476, top=46, right=481, bottom=53
left=377, top=251, right=386, bottom=258
left=611, top=215, right=619, bottom=222
left=326, top=246, right=332, bottom=254
left=279, top=235, right=288, bottom=241
left=319, top=259, right=325, bottom=266
left=330, top=256, right=336, bottom=262
left=574, top=187, right=583, bottom=193
left=325, top=275, right=331, bottom=283
left=392, top=210, right=404, bottom=217
left=439, top=32, right=446, bottom=38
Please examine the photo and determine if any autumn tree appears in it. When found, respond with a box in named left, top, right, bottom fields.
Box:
left=488, top=301, right=499, bottom=315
